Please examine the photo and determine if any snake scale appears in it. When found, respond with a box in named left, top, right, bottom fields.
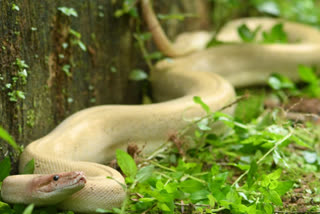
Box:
left=2, top=0, right=320, bottom=213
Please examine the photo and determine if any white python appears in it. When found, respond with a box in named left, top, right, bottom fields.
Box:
left=2, top=0, right=320, bottom=213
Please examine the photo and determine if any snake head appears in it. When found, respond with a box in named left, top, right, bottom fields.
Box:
left=30, top=171, right=86, bottom=205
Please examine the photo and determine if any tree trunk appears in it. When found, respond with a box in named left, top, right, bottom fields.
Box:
left=0, top=0, right=142, bottom=167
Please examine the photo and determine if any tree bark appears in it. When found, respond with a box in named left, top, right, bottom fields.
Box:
left=0, top=0, right=142, bottom=166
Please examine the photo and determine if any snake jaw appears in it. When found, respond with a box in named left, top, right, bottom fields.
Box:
left=30, top=172, right=86, bottom=205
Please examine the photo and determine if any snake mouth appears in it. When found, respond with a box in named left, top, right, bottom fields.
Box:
left=61, top=171, right=86, bottom=191
left=73, top=171, right=86, bottom=186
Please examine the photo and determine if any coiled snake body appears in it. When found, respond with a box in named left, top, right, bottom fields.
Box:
left=2, top=0, right=320, bottom=213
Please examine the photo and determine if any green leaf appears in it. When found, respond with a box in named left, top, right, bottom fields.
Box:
left=69, top=29, right=81, bottom=39
left=0, top=126, right=20, bottom=152
left=190, top=190, right=211, bottom=201
left=268, top=73, right=295, bottom=90
left=62, top=64, right=71, bottom=77
left=58, top=7, right=78, bottom=17
left=193, top=96, right=211, bottom=114
left=290, top=135, right=312, bottom=149
left=235, top=95, right=264, bottom=123
left=157, top=13, right=193, bottom=21
left=116, top=150, right=137, bottom=178
left=275, top=181, right=294, bottom=196
left=256, top=1, right=279, bottom=15
left=247, top=161, right=258, bottom=188
left=22, top=159, right=35, bottom=174
left=247, top=203, right=257, bottom=214
left=179, top=179, right=204, bottom=193
left=264, top=203, right=273, bottom=214
left=262, top=23, right=287, bottom=43
left=144, top=52, right=162, bottom=60
left=129, top=69, right=148, bottom=81
left=0, top=201, right=11, bottom=214
left=77, top=41, right=87, bottom=52
left=207, top=194, right=216, bottom=207
left=206, top=37, right=225, bottom=48
left=267, top=190, right=282, bottom=206
left=267, top=169, right=282, bottom=180
left=0, top=157, right=11, bottom=181
left=158, top=202, right=171, bottom=212
left=22, top=204, right=34, bottom=214
left=208, top=172, right=228, bottom=192
left=298, top=65, right=317, bottom=83
left=197, top=118, right=211, bottom=131
left=12, top=3, right=20, bottom=11
left=139, top=197, right=156, bottom=202
left=16, top=91, right=25, bottom=99
left=302, top=151, right=317, bottom=164
left=237, top=24, right=256, bottom=42
left=136, top=165, right=154, bottom=183
left=96, top=208, right=113, bottom=213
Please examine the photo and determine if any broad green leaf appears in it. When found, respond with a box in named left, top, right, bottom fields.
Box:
left=116, top=150, right=137, bottom=178
left=268, top=169, right=282, bottom=180
left=136, top=165, right=154, bottom=183
left=264, top=203, right=273, bottom=214
left=22, top=204, right=34, bottom=214
left=158, top=202, right=171, bottom=212
left=247, top=203, right=257, bottom=214
left=156, top=180, right=164, bottom=190
left=22, top=159, right=35, bottom=174
left=207, top=194, right=216, bottom=207
left=193, top=96, right=210, bottom=114
left=0, top=126, right=20, bottom=152
left=226, top=188, right=241, bottom=204
left=208, top=172, right=228, bottom=191
left=0, top=157, right=11, bottom=181
left=298, top=65, right=317, bottom=83
left=275, top=181, right=294, bottom=196
left=190, top=190, right=210, bottom=201
left=267, top=190, right=282, bottom=206
left=164, top=182, right=177, bottom=194
left=0, top=201, right=11, bottom=214
left=129, top=69, right=148, bottom=81
left=179, top=179, right=204, bottom=193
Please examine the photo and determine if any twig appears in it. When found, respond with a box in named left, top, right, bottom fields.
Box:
left=178, top=94, right=249, bottom=137
left=232, top=130, right=293, bottom=187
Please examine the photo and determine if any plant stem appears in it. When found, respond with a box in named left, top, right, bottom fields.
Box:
left=232, top=131, right=293, bottom=187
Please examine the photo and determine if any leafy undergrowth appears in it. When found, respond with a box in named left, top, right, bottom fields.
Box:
left=103, top=96, right=320, bottom=214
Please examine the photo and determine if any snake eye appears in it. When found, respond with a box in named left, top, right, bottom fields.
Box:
left=53, top=175, right=59, bottom=181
